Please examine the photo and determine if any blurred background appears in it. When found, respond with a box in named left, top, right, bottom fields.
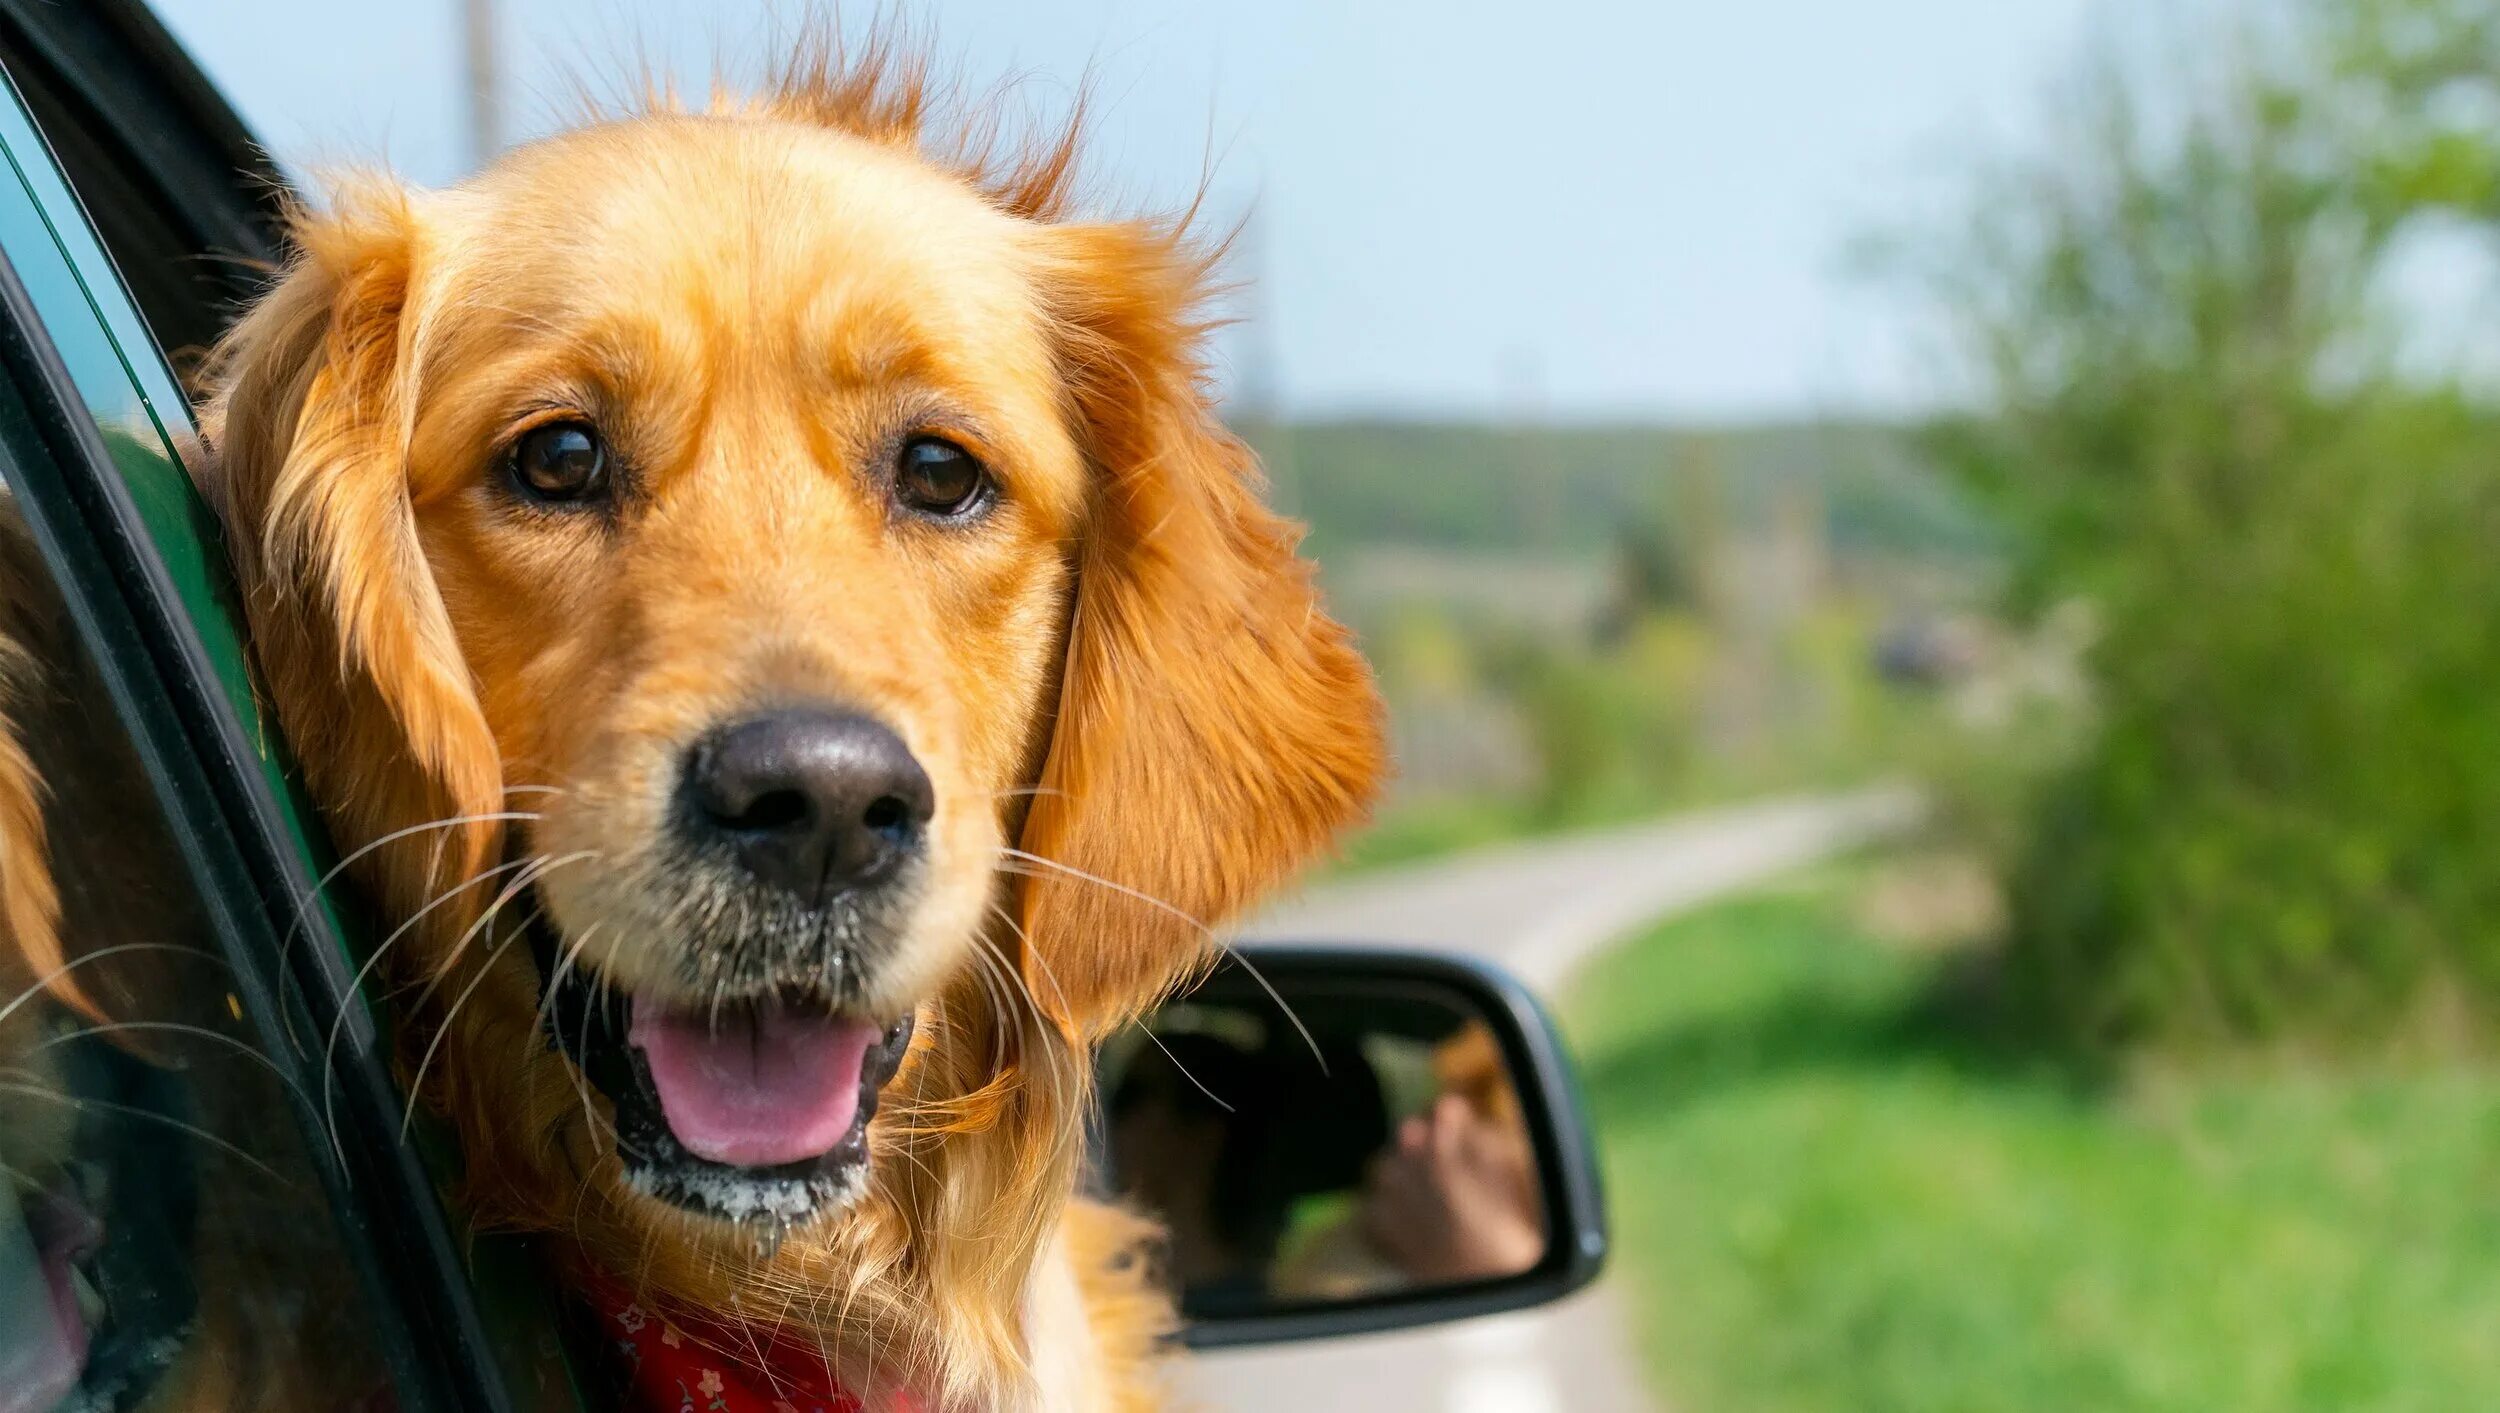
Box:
left=154, top=0, right=2500, bottom=1408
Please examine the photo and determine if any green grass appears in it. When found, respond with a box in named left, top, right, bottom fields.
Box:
left=1565, top=870, right=2500, bottom=1413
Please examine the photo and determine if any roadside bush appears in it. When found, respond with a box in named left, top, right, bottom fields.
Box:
left=1919, top=1, right=2500, bottom=1045
left=1485, top=614, right=1711, bottom=826
left=1996, top=397, right=2500, bottom=1044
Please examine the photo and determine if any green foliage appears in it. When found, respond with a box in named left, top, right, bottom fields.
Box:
left=1918, top=0, right=2500, bottom=1044
left=1487, top=615, right=1710, bottom=825
left=1330, top=594, right=1945, bottom=879
left=2325, top=0, right=2500, bottom=219
left=1569, top=871, right=2500, bottom=1413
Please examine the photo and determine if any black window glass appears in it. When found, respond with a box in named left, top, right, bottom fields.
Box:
left=0, top=475, right=393, bottom=1411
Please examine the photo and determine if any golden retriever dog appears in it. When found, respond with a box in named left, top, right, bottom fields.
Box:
left=50, top=31, right=1370, bottom=1413
left=1, top=29, right=1380, bottom=1413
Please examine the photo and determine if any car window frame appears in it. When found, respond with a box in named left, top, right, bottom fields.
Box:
left=0, top=238, right=494, bottom=1413
left=0, top=24, right=545, bottom=1413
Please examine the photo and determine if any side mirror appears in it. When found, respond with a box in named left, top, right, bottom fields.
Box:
left=1097, top=944, right=1607, bottom=1347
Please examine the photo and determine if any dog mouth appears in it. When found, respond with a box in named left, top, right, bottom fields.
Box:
left=7, top=1031, right=198, bottom=1413
left=527, top=907, right=915, bottom=1226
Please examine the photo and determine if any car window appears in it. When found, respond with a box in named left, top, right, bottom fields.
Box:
left=0, top=2, right=328, bottom=938
left=0, top=18, right=575, bottom=1411
left=0, top=467, right=396, bottom=1410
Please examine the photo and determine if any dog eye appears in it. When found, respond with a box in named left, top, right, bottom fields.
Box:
left=894, top=437, right=991, bottom=519
left=506, top=421, right=610, bottom=505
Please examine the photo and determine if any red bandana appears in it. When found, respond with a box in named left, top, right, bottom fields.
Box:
left=575, top=1268, right=918, bottom=1413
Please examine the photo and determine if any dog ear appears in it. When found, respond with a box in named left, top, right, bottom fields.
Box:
left=1013, top=221, right=1385, bottom=1038
left=199, top=188, right=502, bottom=913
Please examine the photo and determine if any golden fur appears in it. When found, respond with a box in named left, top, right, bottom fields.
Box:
left=154, top=33, right=1380, bottom=1412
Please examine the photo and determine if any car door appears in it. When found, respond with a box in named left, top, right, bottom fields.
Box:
left=0, top=4, right=578, bottom=1409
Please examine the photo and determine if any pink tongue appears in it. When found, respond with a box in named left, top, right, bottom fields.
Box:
left=5, top=1193, right=92, bottom=1413
left=628, top=1002, right=880, bottom=1168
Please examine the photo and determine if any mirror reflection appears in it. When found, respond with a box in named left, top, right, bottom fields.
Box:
left=1101, top=974, right=1548, bottom=1320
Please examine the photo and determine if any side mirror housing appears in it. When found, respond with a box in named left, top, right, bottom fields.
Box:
left=1098, top=943, right=1608, bottom=1347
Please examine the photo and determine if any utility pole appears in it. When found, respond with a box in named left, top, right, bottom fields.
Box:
left=1235, top=209, right=1297, bottom=514
left=461, top=0, right=504, bottom=169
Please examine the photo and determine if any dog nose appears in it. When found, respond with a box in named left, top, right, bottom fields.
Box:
left=681, top=710, right=935, bottom=898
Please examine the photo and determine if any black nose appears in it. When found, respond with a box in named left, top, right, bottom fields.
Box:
left=680, top=709, right=935, bottom=899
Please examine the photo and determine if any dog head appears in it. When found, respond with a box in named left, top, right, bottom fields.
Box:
left=199, top=39, right=1382, bottom=1333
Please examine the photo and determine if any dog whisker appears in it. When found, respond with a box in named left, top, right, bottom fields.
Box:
left=398, top=852, right=602, bottom=1142
left=400, top=925, right=523, bottom=1144
left=401, top=850, right=596, bottom=1022
left=0, top=1073, right=290, bottom=1186
left=317, top=851, right=548, bottom=1164
left=529, top=918, right=617, bottom=1149
left=29, top=1020, right=318, bottom=1113
left=975, top=917, right=1090, bottom=1118
left=967, top=906, right=1085, bottom=1126
left=960, top=916, right=1026, bottom=1037
left=283, top=809, right=545, bottom=956
left=574, top=941, right=612, bottom=1149
left=979, top=903, right=1059, bottom=1022
left=992, top=848, right=1204, bottom=931
left=994, top=850, right=1330, bottom=1076
left=0, top=941, right=228, bottom=1031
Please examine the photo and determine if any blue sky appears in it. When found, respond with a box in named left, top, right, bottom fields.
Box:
left=153, top=1, right=2102, bottom=421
